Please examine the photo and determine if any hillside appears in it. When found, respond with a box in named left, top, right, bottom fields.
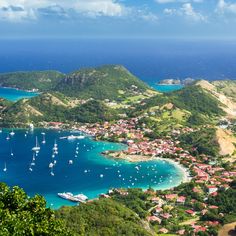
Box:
left=55, top=65, right=152, bottom=101
left=56, top=198, right=152, bottom=236
left=196, top=80, right=236, bottom=118
left=129, top=85, right=225, bottom=134
left=0, top=93, right=120, bottom=126
left=0, top=70, right=65, bottom=91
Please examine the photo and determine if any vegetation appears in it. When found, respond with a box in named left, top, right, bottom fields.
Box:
left=69, top=100, right=119, bottom=123
left=56, top=198, right=152, bottom=236
left=55, top=65, right=151, bottom=101
left=0, top=71, right=64, bottom=91
left=0, top=183, right=69, bottom=236
left=179, top=128, right=219, bottom=156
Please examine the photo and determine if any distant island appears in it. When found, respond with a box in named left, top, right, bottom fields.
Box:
left=0, top=65, right=236, bottom=236
left=157, top=78, right=195, bottom=85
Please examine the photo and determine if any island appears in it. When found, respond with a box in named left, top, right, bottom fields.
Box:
left=157, top=78, right=195, bottom=85
left=0, top=65, right=236, bottom=236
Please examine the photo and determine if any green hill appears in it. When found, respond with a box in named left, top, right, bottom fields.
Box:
left=0, top=93, right=119, bottom=126
left=55, top=65, right=151, bottom=101
left=0, top=70, right=65, bottom=91
left=56, top=198, right=152, bottom=236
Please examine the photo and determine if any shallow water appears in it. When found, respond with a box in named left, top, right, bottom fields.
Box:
left=0, top=87, right=38, bottom=101
left=0, top=129, right=184, bottom=208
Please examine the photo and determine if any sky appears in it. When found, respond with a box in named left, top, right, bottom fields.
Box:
left=0, top=0, right=236, bottom=39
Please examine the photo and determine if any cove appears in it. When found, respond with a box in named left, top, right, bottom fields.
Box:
left=0, top=87, right=39, bottom=101
left=0, top=129, right=185, bottom=209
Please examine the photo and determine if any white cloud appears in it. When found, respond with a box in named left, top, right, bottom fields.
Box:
left=216, top=0, right=236, bottom=14
left=181, top=3, right=206, bottom=21
left=163, top=2, right=206, bottom=22
left=0, top=0, right=126, bottom=22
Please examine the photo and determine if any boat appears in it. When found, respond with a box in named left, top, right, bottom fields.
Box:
left=3, top=162, right=7, bottom=172
left=10, top=130, right=15, bottom=136
left=69, top=160, right=73, bottom=164
left=67, top=135, right=85, bottom=140
left=10, top=150, right=14, bottom=157
left=42, top=133, right=46, bottom=144
left=49, top=162, right=54, bottom=168
left=52, top=140, right=58, bottom=152
left=57, top=192, right=88, bottom=203
left=6, top=135, right=10, bottom=140
left=32, top=137, right=40, bottom=152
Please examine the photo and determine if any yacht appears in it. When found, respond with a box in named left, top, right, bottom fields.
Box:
left=57, top=192, right=88, bottom=203
left=10, top=130, right=15, bottom=136
left=32, top=137, right=40, bottom=152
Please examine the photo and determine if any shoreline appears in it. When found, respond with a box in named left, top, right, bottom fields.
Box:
left=103, top=152, right=192, bottom=186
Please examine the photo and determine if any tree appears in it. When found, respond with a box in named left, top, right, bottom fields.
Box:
left=0, top=183, right=70, bottom=236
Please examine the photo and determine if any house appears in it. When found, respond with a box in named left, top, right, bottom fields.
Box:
left=177, top=229, right=185, bottom=235
left=185, top=209, right=196, bottom=216
left=207, top=186, right=218, bottom=194
left=159, top=228, right=169, bottom=234
left=147, top=216, right=161, bottom=224
left=165, top=194, right=177, bottom=201
left=177, top=196, right=186, bottom=204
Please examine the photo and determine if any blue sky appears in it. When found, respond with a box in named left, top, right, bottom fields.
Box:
left=0, top=0, right=236, bottom=39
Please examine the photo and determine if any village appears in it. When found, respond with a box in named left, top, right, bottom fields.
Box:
left=72, top=117, right=236, bottom=235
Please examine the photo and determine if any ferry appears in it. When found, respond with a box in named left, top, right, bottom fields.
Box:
left=57, top=192, right=88, bottom=203
left=60, top=135, right=85, bottom=140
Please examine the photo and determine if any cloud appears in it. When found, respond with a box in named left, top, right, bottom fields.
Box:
left=0, top=0, right=126, bottom=22
left=181, top=3, right=206, bottom=21
left=163, top=2, right=206, bottom=22
left=216, top=0, right=236, bottom=14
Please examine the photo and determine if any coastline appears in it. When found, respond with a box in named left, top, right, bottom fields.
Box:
left=103, top=152, right=192, bottom=186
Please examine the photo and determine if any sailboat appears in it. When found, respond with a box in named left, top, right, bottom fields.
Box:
left=3, top=162, right=7, bottom=172
left=52, top=140, right=58, bottom=152
left=32, top=137, right=40, bottom=152
left=10, top=150, right=14, bottom=157
left=50, top=167, right=55, bottom=176
left=42, top=133, right=46, bottom=144
left=6, top=134, right=10, bottom=140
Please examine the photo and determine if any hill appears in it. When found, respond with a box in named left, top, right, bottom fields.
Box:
left=129, top=85, right=225, bottom=134
left=55, top=65, right=152, bottom=101
left=0, top=93, right=120, bottom=126
left=0, top=70, right=65, bottom=91
left=56, top=198, right=152, bottom=236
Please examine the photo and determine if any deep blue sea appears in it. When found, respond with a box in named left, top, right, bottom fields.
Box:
left=0, top=38, right=236, bottom=82
left=0, top=129, right=184, bottom=208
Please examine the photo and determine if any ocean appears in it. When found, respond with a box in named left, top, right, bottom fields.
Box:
left=1, top=38, right=236, bottom=82
left=0, top=129, right=184, bottom=209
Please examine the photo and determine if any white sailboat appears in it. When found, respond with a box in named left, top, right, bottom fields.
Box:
left=50, top=167, right=55, bottom=176
left=10, top=150, right=14, bottom=157
left=42, top=133, right=46, bottom=144
left=52, top=140, right=58, bottom=152
left=3, top=162, right=7, bottom=172
left=32, top=137, right=40, bottom=152
left=6, top=134, right=10, bottom=140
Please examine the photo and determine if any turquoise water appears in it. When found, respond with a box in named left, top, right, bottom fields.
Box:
left=150, top=83, right=184, bottom=93
left=0, top=129, right=184, bottom=209
left=0, top=87, right=39, bottom=101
